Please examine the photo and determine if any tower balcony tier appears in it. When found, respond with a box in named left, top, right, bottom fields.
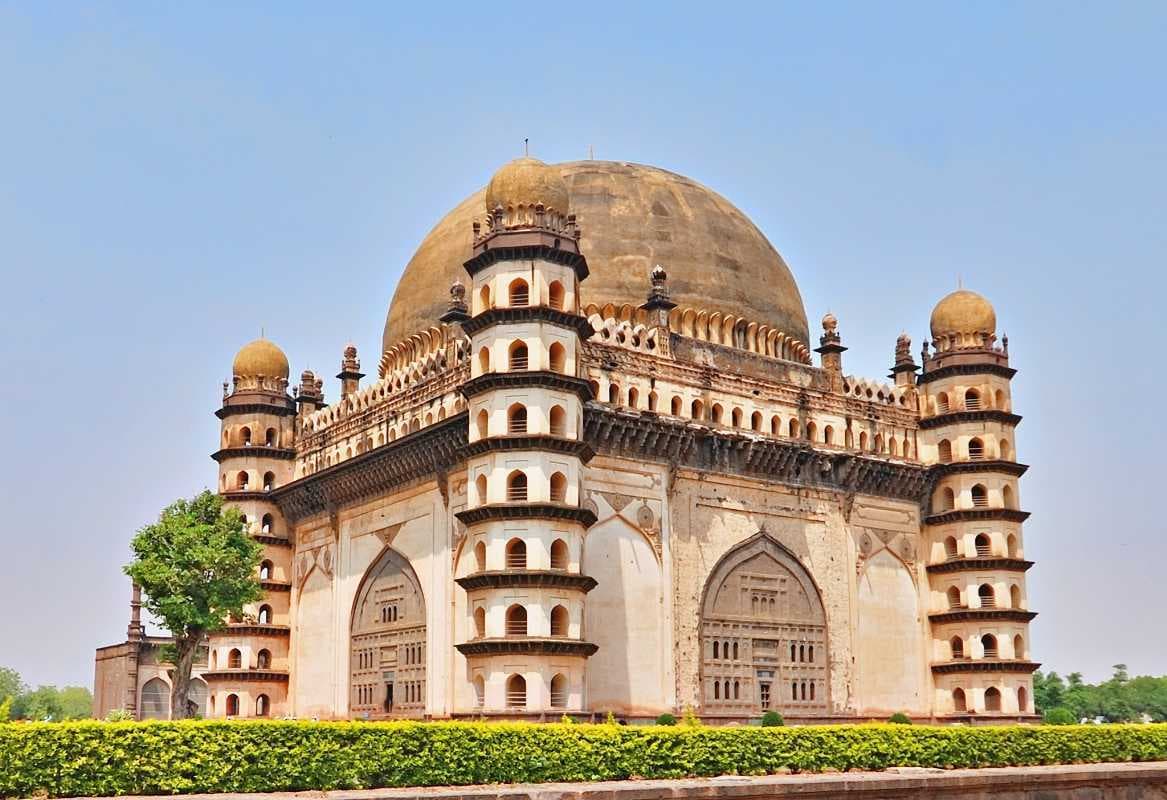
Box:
left=462, top=371, right=594, bottom=402
left=216, top=400, right=296, bottom=419
left=925, top=508, right=1030, bottom=526
left=212, top=446, right=296, bottom=463
left=260, top=580, right=292, bottom=592
left=929, top=609, right=1037, bottom=624
left=930, top=659, right=1040, bottom=675
left=463, top=306, right=595, bottom=339
left=927, top=557, right=1034, bottom=575
left=931, top=460, right=1028, bottom=478
left=209, top=624, right=291, bottom=638
left=455, top=637, right=598, bottom=658
left=919, top=363, right=1016, bottom=384
left=920, top=410, right=1022, bottom=430
left=465, top=234, right=588, bottom=280
left=465, top=435, right=594, bottom=462
left=456, top=570, right=597, bottom=593
left=456, top=503, right=597, bottom=527
left=199, top=669, right=290, bottom=682
left=254, top=534, right=292, bottom=547
left=221, top=490, right=281, bottom=502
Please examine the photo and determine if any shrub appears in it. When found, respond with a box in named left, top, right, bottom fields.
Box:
left=681, top=706, right=701, bottom=726
left=760, top=710, right=784, bottom=727
left=1044, top=707, right=1076, bottom=725
left=888, top=712, right=912, bottom=725
left=102, top=709, right=132, bottom=722
left=2, top=720, right=1166, bottom=798
left=655, top=713, right=677, bottom=726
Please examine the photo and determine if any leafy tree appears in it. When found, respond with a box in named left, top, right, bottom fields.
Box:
left=1033, top=670, right=1065, bottom=713
left=56, top=687, right=93, bottom=720
left=20, top=686, right=63, bottom=721
left=1043, top=707, right=1075, bottom=725
left=0, top=667, right=24, bottom=712
left=124, top=490, right=262, bottom=720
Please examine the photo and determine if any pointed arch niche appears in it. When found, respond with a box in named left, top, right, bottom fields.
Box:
left=699, top=532, right=828, bottom=716
left=349, top=547, right=427, bottom=719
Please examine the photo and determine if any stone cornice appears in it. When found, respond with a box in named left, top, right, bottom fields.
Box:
left=461, top=371, right=594, bottom=402
left=464, top=236, right=589, bottom=281
left=221, top=491, right=279, bottom=502
left=930, top=659, right=1041, bottom=675
left=925, top=508, right=1031, bottom=526
left=207, top=624, right=291, bottom=638
left=455, top=503, right=598, bottom=527
left=931, top=460, right=1029, bottom=478
left=254, top=535, right=292, bottom=547
left=455, top=570, right=598, bottom=593
left=454, top=637, right=598, bottom=657
left=919, top=410, right=1022, bottom=429
left=926, top=557, right=1034, bottom=575
left=928, top=609, right=1038, bottom=624
left=463, top=306, right=595, bottom=340
left=215, top=401, right=297, bottom=420
left=464, top=435, right=595, bottom=463
left=199, top=669, right=290, bottom=682
left=919, top=363, right=1017, bottom=384
left=260, top=580, right=292, bottom=592
left=212, top=446, right=296, bottom=463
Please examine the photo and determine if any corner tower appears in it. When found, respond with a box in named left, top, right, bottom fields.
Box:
left=206, top=338, right=295, bottom=718
left=453, top=157, right=599, bottom=715
left=916, top=290, right=1037, bottom=721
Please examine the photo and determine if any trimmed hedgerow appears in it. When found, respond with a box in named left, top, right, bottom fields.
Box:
left=2, top=720, right=1167, bottom=798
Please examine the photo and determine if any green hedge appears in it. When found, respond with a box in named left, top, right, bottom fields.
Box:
left=2, top=720, right=1166, bottom=798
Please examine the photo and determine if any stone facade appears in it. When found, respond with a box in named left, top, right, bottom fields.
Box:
left=95, top=157, right=1036, bottom=723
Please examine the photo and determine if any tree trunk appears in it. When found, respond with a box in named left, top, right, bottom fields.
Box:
left=170, top=632, right=200, bottom=720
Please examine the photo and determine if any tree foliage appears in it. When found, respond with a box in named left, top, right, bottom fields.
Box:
left=1035, top=664, right=1167, bottom=723
left=123, top=490, right=262, bottom=719
left=0, top=668, right=92, bottom=721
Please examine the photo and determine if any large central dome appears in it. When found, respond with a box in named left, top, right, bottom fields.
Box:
left=382, top=160, right=809, bottom=352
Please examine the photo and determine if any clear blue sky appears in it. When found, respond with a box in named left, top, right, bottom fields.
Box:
left=1, top=3, right=1163, bottom=690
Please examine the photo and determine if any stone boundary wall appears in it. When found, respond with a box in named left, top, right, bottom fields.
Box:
left=79, top=762, right=1167, bottom=800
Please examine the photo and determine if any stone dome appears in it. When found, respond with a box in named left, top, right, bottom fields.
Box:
left=929, top=289, right=996, bottom=339
left=383, top=161, right=809, bottom=352
left=485, top=157, right=570, bottom=216
left=232, top=338, right=289, bottom=380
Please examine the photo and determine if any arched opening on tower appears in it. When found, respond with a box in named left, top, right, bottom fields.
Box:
left=508, top=278, right=529, bottom=307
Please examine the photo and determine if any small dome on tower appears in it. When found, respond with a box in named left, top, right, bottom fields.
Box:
left=484, top=157, right=570, bottom=215
left=232, top=338, right=289, bottom=380
left=930, top=289, right=996, bottom=339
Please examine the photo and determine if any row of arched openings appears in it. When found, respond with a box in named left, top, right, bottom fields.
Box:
left=946, top=583, right=1024, bottom=609
left=474, top=603, right=570, bottom=638
left=480, top=278, right=567, bottom=311
left=214, top=647, right=273, bottom=670
left=230, top=471, right=278, bottom=492
left=476, top=404, right=571, bottom=438
left=478, top=341, right=568, bottom=374
left=951, top=685, right=1026, bottom=713
left=935, top=388, right=1008, bottom=415
left=476, top=673, right=567, bottom=709
left=225, top=426, right=280, bottom=448
left=935, top=484, right=1017, bottom=512
left=473, top=538, right=569, bottom=572
left=949, top=633, right=1026, bottom=660
left=475, top=470, right=568, bottom=504
left=943, top=533, right=1021, bottom=561
left=938, top=437, right=1013, bottom=463
left=222, top=692, right=270, bottom=717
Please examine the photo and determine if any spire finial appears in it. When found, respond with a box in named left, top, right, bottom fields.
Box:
left=523, top=137, right=529, bottom=157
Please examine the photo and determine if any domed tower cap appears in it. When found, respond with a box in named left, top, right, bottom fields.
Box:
left=232, top=338, right=290, bottom=380
left=930, top=289, right=996, bottom=339
left=485, top=156, right=570, bottom=217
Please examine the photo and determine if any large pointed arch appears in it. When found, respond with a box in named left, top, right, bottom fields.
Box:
left=349, top=546, right=427, bottom=719
left=699, top=532, right=829, bottom=716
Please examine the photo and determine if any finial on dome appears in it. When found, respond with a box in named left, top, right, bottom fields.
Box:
left=821, top=312, right=838, bottom=335
left=440, top=279, right=470, bottom=324
left=641, top=263, right=676, bottom=315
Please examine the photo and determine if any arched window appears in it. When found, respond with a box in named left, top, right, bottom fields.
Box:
left=999, top=438, right=1013, bottom=461
left=236, top=471, right=249, bottom=491
left=975, top=533, right=992, bottom=558
left=953, top=687, right=967, bottom=712
left=771, top=416, right=781, bottom=436
left=259, top=560, right=273, bottom=580
left=549, top=673, right=567, bottom=708
left=808, top=422, right=819, bottom=442
left=1007, top=534, right=1019, bottom=558
left=548, top=342, right=566, bottom=372
left=1003, top=484, right=1016, bottom=509
left=751, top=411, right=762, bottom=432
left=263, top=472, right=275, bottom=492
left=507, top=404, right=527, bottom=435
left=256, top=649, right=271, bottom=669
left=533, top=405, right=561, bottom=439
left=824, top=425, right=834, bottom=445
left=550, top=605, right=569, bottom=637
left=982, top=633, right=999, bottom=658
left=473, top=606, right=486, bottom=638
left=938, top=440, right=953, bottom=463
left=712, top=403, right=724, bottom=424
left=258, top=604, right=272, bottom=624
left=648, top=391, right=658, bottom=411
left=475, top=409, right=489, bottom=439
left=889, top=436, right=899, bottom=456
left=939, top=487, right=956, bottom=512
left=968, top=437, right=984, bottom=461
left=1014, top=634, right=1025, bottom=660
left=713, top=641, right=720, bottom=659
left=228, top=648, right=242, bottom=669
left=474, top=474, right=488, bottom=505
left=226, top=693, right=240, bottom=717
left=550, top=538, right=569, bottom=570
left=944, top=536, right=959, bottom=561
left=608, top=383, right=621, bottom=405
left=714, top=681, right=720, bottom=700
left=1010, top=584, right=1022, bottom=609
left=506, top=470, right=527, bottom=502
left=473, top=675, right=485, bottom=708
left=139, top=677, right=170, bottom=720
left=995, top=389, right=1007, bottom=410
left=971, top=484, right=989, bottom=507
left=478, top=347, right=491, bottom=374
left=265, top=428, right=277, bottom=447
left=473, top=541, right=487, bottom=573
left=937, top=392, right=950, bottom=414
left=240, top=427, right=252, bottom=447
left=691, top=399, right=704, bottom=420
left=505, top=538, right=527, bottom=569
left=731, top=407, right=743, bottom=428
left=508, top=278, right=529, bottom=306
left=549, top=472, right=568, bottom=502
left=947, top=586, right=962, bottom=609
left=788, top=418, right=800, bottom=438
left=965, top=389, right=981, bottom=410
left=505, top=604, right=527, bottom=636
left=261, top=514, right=273, bottom=534
left=984, top=686, right=1002, bottom=712
left=671, top=396, right=683, bottom=416
left=978, top=584, right=996, bottom=608
left=950, top=636, right=964, bottom=659
left=548, top=281, right=565, bottom=310
left=859, top=430, right=868, bottom=450
left=508, top=341, right=528, bottom=371
left=628, top=387, right=640, bottom=409
left=903, top=437, right=912, bottom=458
left=1018, top=685, right=1029, bottom=712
